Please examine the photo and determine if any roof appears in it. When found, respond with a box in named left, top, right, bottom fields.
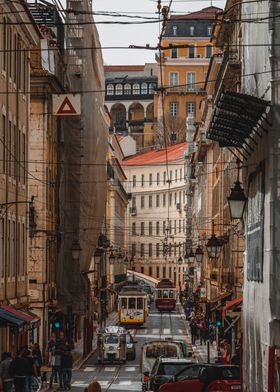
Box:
left=122, top=142, right=187, bottom=166
left=105, top=65, right=145, bottom=72
left=170, top=6, right=222, bottom=20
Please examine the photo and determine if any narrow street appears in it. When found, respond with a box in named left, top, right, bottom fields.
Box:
left=67, top=303, right=189, bottom=391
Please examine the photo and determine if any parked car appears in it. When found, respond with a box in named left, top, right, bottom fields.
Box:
left=158, top=364, right=241, bottom=392
left=145, top=357, right=195, bottom=392
left=126, top=332, right=136, bottom=360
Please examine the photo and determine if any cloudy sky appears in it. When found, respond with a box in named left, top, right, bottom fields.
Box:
left=59, top=0, right=226, bottom=65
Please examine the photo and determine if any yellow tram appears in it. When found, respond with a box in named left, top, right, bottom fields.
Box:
left=118, top=285, right=148, bottom=326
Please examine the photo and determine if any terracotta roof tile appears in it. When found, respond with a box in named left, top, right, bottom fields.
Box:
left=104, top=65, right=145, bottom=72
left=170, top=6, right=222, bottom=20
left=122, top=142, right=187, bottom=166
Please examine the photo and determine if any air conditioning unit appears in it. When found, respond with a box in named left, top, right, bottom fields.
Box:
left=129, top=207, right=137, bottom=216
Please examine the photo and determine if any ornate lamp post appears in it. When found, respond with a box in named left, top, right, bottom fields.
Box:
left=206, top=221, right=222, bottom=260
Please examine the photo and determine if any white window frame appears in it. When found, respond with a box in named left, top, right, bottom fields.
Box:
left=187, top=102, right=196, bottom=115
left=124, top=83, right=131, bottom=95
left=189, top=45, right=195, bottom=58
left=107, top=84, right=114, bottom=95
left=169, top=72, right=178, bottom=87
left=170, top=102, right=178, bottom=117
left=115, top=84, right=123, bottom=95
left=132, top=83, right=140, bottom=94
left=141, top=83, right=148, bottom=94
left=206, top=45, right=212, bottom=59
left=186, top=72, right=196, bottom=92
left=171, top=47, right=178, bottom=58
left=190, top=26, right=195, bottom=36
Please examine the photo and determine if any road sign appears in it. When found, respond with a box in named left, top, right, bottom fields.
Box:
left=52, top=94, right=81, bottom=116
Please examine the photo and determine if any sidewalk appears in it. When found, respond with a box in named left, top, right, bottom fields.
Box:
left=177, top=303, right=217, bottom=363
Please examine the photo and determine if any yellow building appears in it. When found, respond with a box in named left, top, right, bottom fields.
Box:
left=154, top=6, right=221, bottom=144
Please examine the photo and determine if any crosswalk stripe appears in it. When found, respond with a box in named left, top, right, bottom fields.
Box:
left=152, top=328, right=159, bottom=334
left=125, top=367, right=137, bottom=372
left=163, top=328, right=170, bottom=334
left=83, top=366, right=96, bottom=372
left=104, top=366, right=116, bottom=371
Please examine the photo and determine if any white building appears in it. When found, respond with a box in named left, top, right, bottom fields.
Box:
left=122, top=142, right=188, bottom=290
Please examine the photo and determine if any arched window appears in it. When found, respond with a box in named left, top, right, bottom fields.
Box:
left=115, top=84, right=123, bottom=95
left=107, top=84, right=114, bottom=95
left=132, top=83, right=140, bottom=94
left=124, top=83, right=131, bottom=95
left=141, top=83, right=148, bottom=94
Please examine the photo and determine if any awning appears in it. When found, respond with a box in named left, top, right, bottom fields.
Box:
left=223, top=296, right=243, bottom=318
left=207, top=91, right=270, bottom=152
left=0, top=304, right=40, bottom=329
left=21, top=309, right=41, bottom=328
left=0, top=308, right=26, bottom=328
left=210, top=291, right=232, bottom=312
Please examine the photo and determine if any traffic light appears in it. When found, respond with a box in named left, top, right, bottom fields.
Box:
left=216, top=320, right=222, bottom=328
left=216, top=310, right=222, bottom=328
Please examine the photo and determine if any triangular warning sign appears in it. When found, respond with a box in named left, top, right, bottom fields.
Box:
left=57, top=96, right=77, bottom=115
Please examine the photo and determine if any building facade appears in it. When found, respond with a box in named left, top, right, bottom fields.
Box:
left=0, top=2, right=40, bottom=354
left=105, top=64, right=158, bottom=151
left=153, top=6, right=221, bottom=146
left=28, top=1, right=65, bottom=353
left=122, top=142, right=187, bottom=290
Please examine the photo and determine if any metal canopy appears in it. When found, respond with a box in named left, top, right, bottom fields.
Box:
left=207, top=92, right=270, bottom=149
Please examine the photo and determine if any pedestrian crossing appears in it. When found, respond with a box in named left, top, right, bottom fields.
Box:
left=129, top=328, right=184, bottom=335
left=81, top=366, right=139, bottom=373
left=72, top=380, right=142, bottom=390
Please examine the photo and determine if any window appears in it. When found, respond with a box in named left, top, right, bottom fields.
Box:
left=156, top=195, right=160, bottom=207
left=141, top=195, right=145, bottom=208
left=3, top=18, right=7, bottom=71
left=115, top=84, right=123, bottom=95
left=11, top=221, right=15, bottom=276
left=132, top=196, right=136, bottom=208
left=137, top=298, right=144, bottom=309
left=13, top=124, right=16, bottom=178
left=163, top=172, right=166, bottom=184
left=8, top=28, right=12, bottom=78
left=132, top=222, right=136, bottom=236
left=132, top=175, right=136, bottom=187
left=187, top=102, right=196, bottom=116
left=173, top=26, right=177, bottom=35
left=149, top=173, right=152, bottom=186
left=170, top=102, right=178, bottom=117
left=7, top=220, right=10, bottom=276
left=163, top=266, right=166, bottom=278
left=179, top=220, right=181, bottom=233
left=1, top=115, right=6, bottom=174
left=8, top=121, right=11, bottom=176
left=141, top=243, right=145, bottom=257
left=148, top=83, right=155, bottom=94
left=149, top=243, right=153, bottom=257
left=149, top=195, right=152, bottom=208
left=22, top=132, right=26, bottom=184
left=169, top=193, right=172, bottom=206
left=169, top=72, right=178, bottom=87
left=149, top=222, right=153, bottom=235
left=157, top=173, right=160, bottom=185
left=170, top=171, right=173, bottom=181
left=169, top=267, right=172, bottom=277
left=141, top=174, right=145, bottom=187
left=124, top=83, right=131, bottom=95
left=13, top=34, right=17, bottom=83
left=163, top=194, right=166, bottom=207
left=141, top=83, right=148, bottom=94
left=206, top=45, right=212, bottom=58
left=156, top=221, right=160, bottom=235
left=107, top=84, right=114, bottom=95
left=156, top=243, right=160, bottom=257
left=133, top=83, right=140, bottom=94
left=175, top=193, right=177, bottom=205
left=189, top=45, right=195, bottom=58
left=175, top=170, right=177, bottom=182
left=149, top=266, right=153, bottom=276
left=163, top=221, right=166, bottom=235
left=132, top=243, right=136, bottom=256
left=207, top=26, right=212, bottom=36
left=171, top=48, right=177, bottom=58
left=187, top=72, right=196, bottom=92
left=141, top=222, right=145, bottom=235
left=141, top=266, right=144, bottom=274
left=156, top=266, right=160, bottom=278
left=190, top=26, right=195, bottom=35
left=22, top=223, right=25, bottom=275
left=179, top=192, right=182, bottom=204
left=180, top=168, right=182, bottom=180
left=174, top=220, right=177, bottom=234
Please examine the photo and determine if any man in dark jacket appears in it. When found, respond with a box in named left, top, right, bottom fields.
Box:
left=61, top=346, right=73, bottom=390
left=9, top=350, right=29, bottom=392
left=0, top=352, right=13, bottom=392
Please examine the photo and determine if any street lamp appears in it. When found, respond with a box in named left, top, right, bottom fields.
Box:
left=206, top=221, right=222, bottom=260
left=227, top=160, right=247, bottom=220
left=195, top=245, right=204, bottom=263
left=71, top=239, right=81, bottom=261
left=123, top=256, right=129, bottom=265
left=117, top=251, right=123, bottom=264
left=177, top=256, right=183, bottom=265
left=184, top=248, right=196, bottom=264
left=109, top=250, right=115, bottom=265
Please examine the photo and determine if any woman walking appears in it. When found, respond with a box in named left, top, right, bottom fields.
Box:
left=84, top=380, right=101, bottom=392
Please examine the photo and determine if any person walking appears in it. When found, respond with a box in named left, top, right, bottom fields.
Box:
left=9, top=350, right=29, bottom=392
left=190, top=319, right=198, bottom=345
left=22, top=349, right=36, bottom=392
left=49, top=347, right=63, bottom=389
left=61, top=346, right=73, bottom=390
left=199, top=318, right=207, bottom=345
left=84, top=380, right=101, bottom=392
left=0, top=352, right=13, bottom=392
left=32, top=344, right=42, bottom=378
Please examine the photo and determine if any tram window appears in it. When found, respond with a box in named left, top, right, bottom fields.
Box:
left=157, top=290, right=162, bottom=299
left=129, top=298, right=136, bottom=308
left=169, top=290, right=174, bottom=299
left=121, top=298, right=127, bottom=309
left=105, top=335, right=118, bottom=344
left=163, top=290, right=169, bottom=298
left=137, top=297, right=143, bottom=309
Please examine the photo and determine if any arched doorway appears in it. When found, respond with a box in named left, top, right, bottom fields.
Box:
left=110, top=103, right=127, bottom=133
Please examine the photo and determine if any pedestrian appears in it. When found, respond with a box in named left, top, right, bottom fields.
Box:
left=190, top=319, right=197, bottom=345
left=32, top=343, right=42, bottom=377
left=84, top=380, right=101, bottom=392
left=49, top=347, right=63, bottom=389
left=9, top=350, right=29, bottom=392
left=0, top=352, right=13, bottom=392
left=46, top=332, right=56, bottom=367
left=61, top=345, right=73, bottom=390
left=209, top=322, right=215, bottom=344
left=199, top=318, right=207, bottom=345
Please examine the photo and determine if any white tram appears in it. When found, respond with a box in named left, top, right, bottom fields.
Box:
left=118, top=285, right=148, bottom=326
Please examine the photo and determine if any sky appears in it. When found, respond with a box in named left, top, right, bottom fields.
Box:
left=91, top=0, right=226, bottom=65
